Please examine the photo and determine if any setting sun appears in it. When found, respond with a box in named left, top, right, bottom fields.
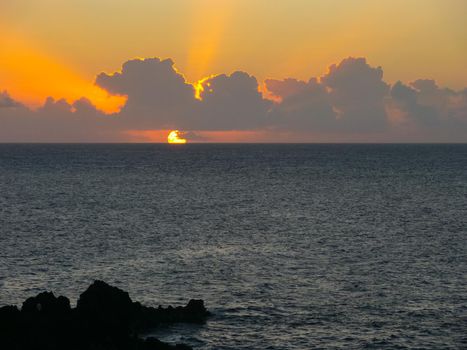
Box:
left=167, top=130, right=187, bottom=144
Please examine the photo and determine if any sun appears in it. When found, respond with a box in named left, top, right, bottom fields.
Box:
left=167, top=130, right=187, bottom=144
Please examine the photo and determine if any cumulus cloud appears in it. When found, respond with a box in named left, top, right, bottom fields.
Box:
left=0, top=56, right=466, bottom=142
left=0, top=91, right=22, bottom=108
left=386, top=79, right=467, bottom=141
left=322, top=58, right=389, bottom=132
left=96, top=60, right=271, bottom=131
left=266, top=77, right=335, bottom=131
left=0, top=95, right=121, bottom=142
left=96, top=58, right=197, bottom=129
left=266, top=58, right=389, bottom=133
left=194, top=71, right=272, bottom=130
left=389, top=81, right=439, bottom=126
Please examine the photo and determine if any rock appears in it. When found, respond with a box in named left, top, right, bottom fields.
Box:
left=22, top=291, right=71, bottom=316
left=185, top=299, right=210, bottom=320
left=76, top=280, right=134, bottom=339
left=0, top=305, right=21, bottom=336
left=0, top=281, right=208, bottom=350
left=0, top=304, right=20, bottom=321
left=141, top=337, right=194, bottom=350
left=132, top=298, right=210, bottom=331
left=13, top=292, right=73, bottom=349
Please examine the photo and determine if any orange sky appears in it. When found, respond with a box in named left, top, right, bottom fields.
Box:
left=1, top=0, right=466, bottom=113
left=126, top=130, right=269, bottom=143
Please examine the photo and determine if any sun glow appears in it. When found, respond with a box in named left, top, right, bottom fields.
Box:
left=194, top=75, right=217, bottom=100
left=0, top=30, right=126, bottom=113
left=167, top=130, right=187, bottom=144
left=194, top=80, right=205, bottom=100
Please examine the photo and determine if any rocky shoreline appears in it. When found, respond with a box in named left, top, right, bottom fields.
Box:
left=0, top=280, right=210, bottom=350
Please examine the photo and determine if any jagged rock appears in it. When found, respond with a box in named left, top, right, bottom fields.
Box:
left=0, top=281, right=209, bottom=350
left=22, top=291, right=71, bottom=316
left=76, top=280, right=134, bottom=339
left=142, top=337, right=193, bottom=350
left=133, top=298, right=210, bottom=330
left=0, top=304, right=20, bottom=321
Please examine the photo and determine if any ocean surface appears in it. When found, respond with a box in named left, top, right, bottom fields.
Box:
left=0, top=144, right=466, bottom=349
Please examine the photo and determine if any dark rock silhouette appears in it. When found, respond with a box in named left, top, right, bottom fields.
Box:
left=0, top=280, right=210, bottom=350
left=22, top=291, right=71, bottom=315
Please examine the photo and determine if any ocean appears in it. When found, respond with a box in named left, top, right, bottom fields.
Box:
left=0, top=144, right=466, bottom=349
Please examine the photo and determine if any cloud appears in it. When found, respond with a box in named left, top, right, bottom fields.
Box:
left=0, top=56, right=466, bottom=142
left=265, top=77, right=336, bottom=131
left=321, top=57, right=389, bottom=132
left=265, top=57, right=390, bottom=133
left=180, top=131, right=208, bottom=142
left=410, top=79, right=467, bottom=123
left=95, top=58, right=197, bottom=129
left=194, top=71, right=272, bottom=130
left=97, top=59, right=272, bottom=131
left=387, top=79, right=467, bottom=140
left=389, top=81, right=439, bottom=126
left=0, top=95, right=121, bottom=142
left=0, top=91, right=22, bottom=108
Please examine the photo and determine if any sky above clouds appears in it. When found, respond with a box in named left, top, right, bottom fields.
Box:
left=0, top=0, right=466, bottom=142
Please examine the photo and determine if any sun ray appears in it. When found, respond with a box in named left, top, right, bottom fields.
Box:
left=185, top=1, right=235, bottom=81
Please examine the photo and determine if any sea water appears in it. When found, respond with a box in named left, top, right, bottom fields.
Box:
left=0, top=144, right=466, bottom=349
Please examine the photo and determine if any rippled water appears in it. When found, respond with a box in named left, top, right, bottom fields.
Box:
left=1, top=144, right=466, bottom=349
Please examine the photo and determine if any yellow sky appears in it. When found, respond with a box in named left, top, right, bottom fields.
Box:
left=1, top=0, right=466, bottom=110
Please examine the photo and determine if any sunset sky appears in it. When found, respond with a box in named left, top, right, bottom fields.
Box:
left=1, top=0, right=466, bottom=142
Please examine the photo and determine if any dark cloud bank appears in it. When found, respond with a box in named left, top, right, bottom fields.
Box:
left=1, top=57, right=466, bottom=142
